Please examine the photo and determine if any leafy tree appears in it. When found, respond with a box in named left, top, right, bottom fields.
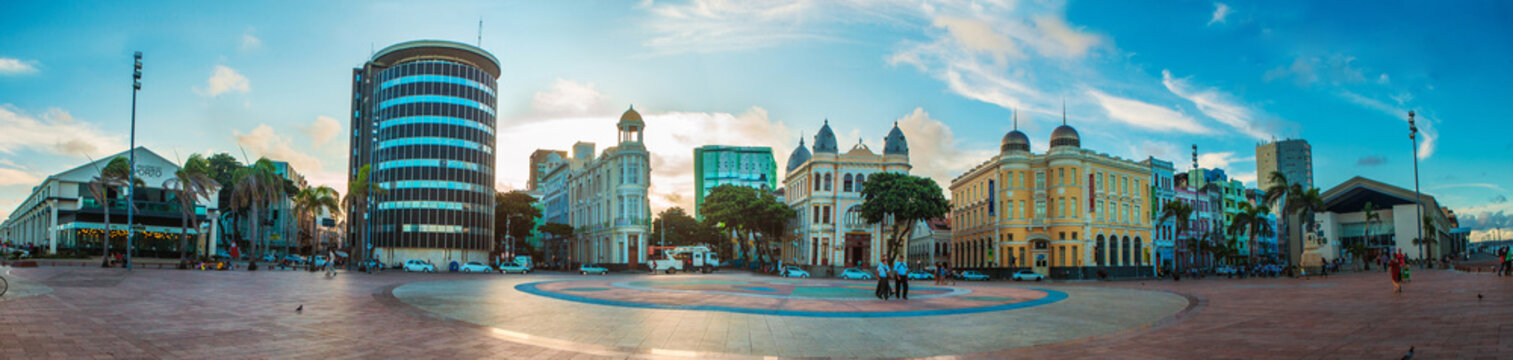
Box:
left=538, top=222, right=575, bottom=266
left=650, top=207, right=706, bottom=247
left=1413, top=215, right=1439, bottom=262
left=342, top=165, right=385, bottom=265
left=1225, top=202, right=1274, bottom=265
left=496, top=190, right=542, bottom=254
left=85, top=156, right=141, bottom=261
left=1359, top=201, right=1381, bottom=270
left=1157, top=200, right=1194, bottom=272
left=856, top=172, right=949, bottom=262
left=1264, top=171, right=1325, bottom=266
left=700, top=185, right=793, bottom=264
left=163, top=154, right=220, bottom=263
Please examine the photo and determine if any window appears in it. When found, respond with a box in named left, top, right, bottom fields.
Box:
left=823, top=206, right=831, bottom=224
left=856, top=174, right=865, bottom=192
left=813, top=206, right=820, bottom=223
left=1071, top=197, right=1078, bottom=216
left=1058, top=168, right=1064, bottom=185
left=1059, top=232, right=1066, bottom=240
left=843, top=174, right=853, bottom=192
left=1058, top=198, right=1066, bottom=218
left=1036, top=200, right=1046, bottom=218
left=813, top=173, right=820, bottom=191
left=824, top=173, right=833, bottom=191
left=1036, top=172, right=1046, bottom=189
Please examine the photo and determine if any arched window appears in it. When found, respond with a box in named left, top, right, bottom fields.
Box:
left=1134, top=237, right=1144, bottom=266
left=813, top=173, right=820, bottom=191
left=824, top=173, right=833, bottom=191
left=856, top=174, right=865, bottom=192
left=1122, top=236, right=1132, bottom=266
left=843, top=174, right=853, bottom=192
left=1095, top=235, right=1105, bottom=266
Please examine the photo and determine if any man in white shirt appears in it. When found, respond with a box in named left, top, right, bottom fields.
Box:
left=875, top=260, right=892, bottom=300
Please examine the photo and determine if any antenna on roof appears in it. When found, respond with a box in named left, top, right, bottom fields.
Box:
left=1013, top=107, right=1018, bottom=130
left=477, top=18, right=483, bottom=47
left=1061, top=98, right=1067, bottom=126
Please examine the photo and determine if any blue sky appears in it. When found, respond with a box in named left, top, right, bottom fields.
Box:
left=1, top=0, right=1510, bottom=239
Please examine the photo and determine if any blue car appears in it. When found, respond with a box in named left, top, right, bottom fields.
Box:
left=960, top=270, right=990, bottom=281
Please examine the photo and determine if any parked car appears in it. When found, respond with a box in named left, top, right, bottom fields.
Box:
left=781, top=266, right=810, bottom=278
left=282, top=255, right=305, bottom=265
left=1, top=247, right=30, bottom=258
left=579, top=263, right=609, bottom=275
left=311, top=255, right=329, bottom=267
left=498, top=261, right=532, bottom=274
left=458, top=261, right=493, bottom=273
left=261, top=255, right=277, bottom=262
left=960, top=270, right=990, bottom=281
left=838, top=267, right=874, bottom=280
left=906, top=271, right=935, bottom=280
left=402, top=259, right=436, bottom=272
left=1215, top=266, right=1236, bottom=275
left=1011, top=269, right=1044, bottom=281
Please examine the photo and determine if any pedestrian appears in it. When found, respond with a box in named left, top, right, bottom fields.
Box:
left=325, top=248, right=337, bottom=277
left=893, top=258, right=910, bottom=300
left=1320, top=258, right=1329, bottom=278
left=946, top=261, right=957, bottom=286
left=1502, top=246, right=1512, bottom=276
left=1390, top=253, right=1403, bottom=294
left=875, top=260, right=892, bottom=300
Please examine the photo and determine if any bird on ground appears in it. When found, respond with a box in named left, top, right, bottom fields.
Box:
left=296, top=305, right=303, bottom=313
left=1401, top=346, right=1414, bottom=360
left=1477, top=293, right=1483, bottom=300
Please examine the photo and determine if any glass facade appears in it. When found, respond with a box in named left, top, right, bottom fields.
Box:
left=355, top=45, right=499, bottom=253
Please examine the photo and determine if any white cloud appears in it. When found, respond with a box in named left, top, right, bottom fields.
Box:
left=300, top=116, right=342, bottom=147
left=1264, top=55, right=1367, bottom=86
left=240, top=28, right=262, bottom=51
left=0, top=105, right=126, bottom=157
left=0, top=57, right=40, bottom=75
left=1162, top=69, right=1273, bottom=140
left=932, top=16, right=1020, bottom=64
left=1208, top=3, right=1232, bottom=26
left=1339, top=90, right=1435, bottom=159
left=1378, top=73, right=1390, bottom=84
left=0, top=166, right=40, bottom=186
left=197, top=65, right=250, bottom=97
left=530, top=78, right=613, bottom=118
left=640, top=0, right=868, bottom=54
left=496, top=105, right=795, bottom=215
left=893, top=107, right=996, bottom=190
left=1030, top=15, right=1101, bottom=58
left=1196, top=151, right=1254, bottom=171
left=233, top=124, right=322, bottom=177
left=1086, top=89, right=1215, bottom=134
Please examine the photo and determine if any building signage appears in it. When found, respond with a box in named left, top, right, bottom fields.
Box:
left=1089, top=174, right=1096, bottom=210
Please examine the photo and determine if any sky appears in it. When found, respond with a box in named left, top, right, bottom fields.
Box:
left=1, top=0, right=1510, bottom=241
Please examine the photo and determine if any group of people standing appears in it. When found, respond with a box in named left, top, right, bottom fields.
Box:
left=874, top=258, right=911, bottom=300
left=1496, top=247, right=1513, bottom=277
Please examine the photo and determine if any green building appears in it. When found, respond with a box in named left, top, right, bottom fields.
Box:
left=692, top=145, right=777, bottom=219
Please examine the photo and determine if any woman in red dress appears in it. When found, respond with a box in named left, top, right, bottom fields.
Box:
left=1389, top=253, right=1403, bottom=294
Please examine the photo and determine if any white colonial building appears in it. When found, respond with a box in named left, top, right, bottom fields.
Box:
left=540, top=107, right=651, bottom=267
left=783, top=121, right=911, bottom=268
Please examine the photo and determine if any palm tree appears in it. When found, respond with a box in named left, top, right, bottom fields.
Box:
left=1413, top=215, right=1439, bottom=264
left=293, top=186, right=341, bottom=258
left=342, top=165, right=386, bottom=266
left=1226, top=202, right=1275, bottom=265
left=1158, top=200, right=1194, bottom=272
left=163, top=154, right=220, bottom=264
left=229, top=158, right=281, bottom=263
left=85, top=157, right=141, bottom=263
left=1360, top=201, right=1380, bottom=270
left=1263, top=171, right=1325, bottom=266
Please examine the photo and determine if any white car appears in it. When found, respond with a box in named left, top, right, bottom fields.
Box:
left=838, top=267, right=874, bottom=280
left=580, top=264, right=609, bottom=275
left=781, top=266, right=810, bottom=278
left=459, top=261, right=493, bottom=273
left=499, top=262, right=532, bottom=274
left=403, top=259, right=436, bottom=272
left=906, top=271, right=935, bottom=280
left=1011, top=270, right=1044, bottom=282
left=960, top=270, right=990, bottom=281
left=0, top=247, right=28, bottom=258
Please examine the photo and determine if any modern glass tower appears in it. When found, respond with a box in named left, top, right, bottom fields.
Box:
left=349, top=40, right=500, bottom=265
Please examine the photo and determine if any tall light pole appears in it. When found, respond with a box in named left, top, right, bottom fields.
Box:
left=126, top=51, right=142, bottom=271
left=1408, top=111, right=1425, bottom=267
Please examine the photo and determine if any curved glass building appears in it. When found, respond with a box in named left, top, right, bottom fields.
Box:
left=349, top=40, right=499, bottom=265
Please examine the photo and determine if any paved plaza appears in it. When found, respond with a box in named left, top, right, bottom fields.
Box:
left=1, top=265, right=1510, bottom=359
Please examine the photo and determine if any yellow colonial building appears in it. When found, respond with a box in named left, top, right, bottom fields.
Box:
left=949, top=116, right=1152, bottom=278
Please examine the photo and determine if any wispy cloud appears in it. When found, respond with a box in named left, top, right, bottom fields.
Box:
left=893, top=107, right=996, bottom=189
left=0, top=57, right=40, bottom=75
left=1356, top=155, right=1386, bottom=166
left=1429, top=183, right=1507, bottom=192
left=1207, top=3, right=1232, bottom=26
left=640, top=0, right=871, bottom=55
left=1163, top=70, right=1274, bottom=140
left=240, top=27, right=262, bottom=51
left=1086, top=89, right=1214, bottom=134
left=300, top=116, right=342, bottom=147
left=196, top=65, right=250, bottom=97
left=0, top=104, right=126, bottom=157
left=0, top=166, right=40, bottom=186
left=233, top=124, right=322, bottom=176
left=1339, top=90, right=1435, bottom=159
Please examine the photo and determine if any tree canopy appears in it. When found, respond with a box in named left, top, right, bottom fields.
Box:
left=496, top=190, right=542, bottom=244
left=856, top=172, right=950, bottom=262
left=650, top=207, right=719, bottom=247
left=699, top=184, right=795, bottom=263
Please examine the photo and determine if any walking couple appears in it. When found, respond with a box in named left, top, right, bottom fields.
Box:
left=874, top=257, right=910, bottom=300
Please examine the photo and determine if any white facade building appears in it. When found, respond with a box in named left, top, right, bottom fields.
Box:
left=542, top=107, right=651, bottom=267
left=782, top=121, right=911, bottom=268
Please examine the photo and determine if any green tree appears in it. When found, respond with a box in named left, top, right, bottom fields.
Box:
left=856, top=173, right=950, bottom=262
left=163, top=154, right=220, bottom=263
left=1157, top=200, right=1194, bottom=272
left=1359, top=201, right=1380, bottom=270
left=85, top=156, right=141, bottom=261
left=230, top=158, right=282, bottom=262
left=1413, top=215, right=1439, bottom=263
left=1263, top=171, right=1325, bottom=264
left=342, top=165, right=386, bottom=264
left=1225, top=202, right=1274, bottom=265
left=699, top=185, right=794, bottom=264
left=539, top=222, right=575, bottom=264
left=293, top=185, right=341, bottom=258
left=496, top=190, right=542, bottom=255
left=651, top=207, right=705, bottom=247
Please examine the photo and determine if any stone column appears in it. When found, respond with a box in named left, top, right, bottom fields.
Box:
left=208, top=210, right=219, bottom=257
left=48, top=199, right=59, bottom=254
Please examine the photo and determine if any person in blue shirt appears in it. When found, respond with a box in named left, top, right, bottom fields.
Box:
left=893, top=258, right=910, bottom=300
left=875, top=260, right=892, bottom=300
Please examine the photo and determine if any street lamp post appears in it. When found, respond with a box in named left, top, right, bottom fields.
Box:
left=126, top=51, right=142, bottom=271
left=1409, top=111, right=1425, bottom=267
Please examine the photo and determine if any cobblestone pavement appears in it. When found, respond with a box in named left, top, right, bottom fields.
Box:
left=0, top=266, right=1508, bottom=359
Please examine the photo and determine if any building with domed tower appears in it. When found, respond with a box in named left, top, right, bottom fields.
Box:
left=782, top=121, right=912, bottom=268
left=948, top=110, right=1152, bottom=279
left=536, top=106, right=652, bottom=268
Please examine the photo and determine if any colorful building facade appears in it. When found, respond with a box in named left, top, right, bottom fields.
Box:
left=783, top=121, right=911, bottom=268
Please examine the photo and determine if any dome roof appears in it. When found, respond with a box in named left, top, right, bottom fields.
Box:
left=1050, top=125, right=1080, bottom=148
left=1001, top=130, right=1030, bottom=152
left=617, top=105, right=644, bottom=128
left=812, top=120, right=839, bottom=154
left=786, top=138, right=812, bottom=172
left=883, top=122, right=908, bottom=156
